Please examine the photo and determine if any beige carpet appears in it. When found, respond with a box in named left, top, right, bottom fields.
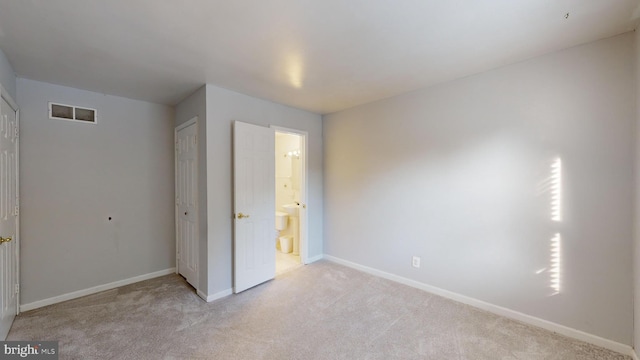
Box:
left=7, top=261, right=629, bottom=360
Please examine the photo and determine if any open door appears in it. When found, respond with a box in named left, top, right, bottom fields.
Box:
left=0, top=87, right=19, bottom=340
left=233, top=121, right=275, bottom=293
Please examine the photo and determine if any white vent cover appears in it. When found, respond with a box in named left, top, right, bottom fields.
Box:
left=49, top=102, right=97, bottom=124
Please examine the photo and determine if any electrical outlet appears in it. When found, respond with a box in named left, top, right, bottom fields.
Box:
left=412, top=256, right=421, bottom=268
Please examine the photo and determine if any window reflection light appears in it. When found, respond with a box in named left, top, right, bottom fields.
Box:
left=551, top=158, right=562, bottom=222
left=550, top=233, right=561, bottom=294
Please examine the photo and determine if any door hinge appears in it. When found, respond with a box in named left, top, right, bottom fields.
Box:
left=14, top=206, right=18, bottom=216
left=14, top=127, right=18, bottom=138
left=193, top=135, right=197, bottom=145
left=15, top=284, right=19, bottom=294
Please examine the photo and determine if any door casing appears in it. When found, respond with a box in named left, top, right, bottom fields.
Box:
left=271, top=125, right=309, bottom=264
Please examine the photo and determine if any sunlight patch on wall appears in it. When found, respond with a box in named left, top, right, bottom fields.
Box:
left=550, top=233, right=561, bottom=294
left=550, top=158, right=562, bottom=222
left=549, top=157, right=562, bottom=295
left=538, top=156, right=563, bottom=295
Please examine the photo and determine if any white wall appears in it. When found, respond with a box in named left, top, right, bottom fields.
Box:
left=205, top=84, right=323, bottom=295
left=18, top=78, right=175, bottom=305
left=0, top=48, right=16, bottom=101
left=175, top=85, right=209, bottom=295
left=324, top=33, right=634, bottom=345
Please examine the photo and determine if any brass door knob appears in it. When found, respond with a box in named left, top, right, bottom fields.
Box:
left=0, top=236, right=12, bottom=244
left=237, top=213, right=250, bottom=219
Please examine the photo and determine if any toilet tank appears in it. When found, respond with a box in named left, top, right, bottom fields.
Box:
left=275, top=211, right=289, bottom=230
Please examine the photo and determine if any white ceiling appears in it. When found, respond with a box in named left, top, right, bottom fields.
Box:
left=0, top=1, right=638, bottom=114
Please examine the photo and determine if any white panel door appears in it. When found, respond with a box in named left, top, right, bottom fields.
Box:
left=234, top=121, right=275, bottom=293
left=0, top=95, right=18, bottom=340
left=175, top=120, right=198, bottom=288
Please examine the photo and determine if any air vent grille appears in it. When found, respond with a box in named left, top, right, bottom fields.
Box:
left=49, top=102, right=97, bottom=124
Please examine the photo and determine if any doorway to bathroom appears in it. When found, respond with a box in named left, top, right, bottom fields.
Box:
left=273, top=127, right=308, bottom=275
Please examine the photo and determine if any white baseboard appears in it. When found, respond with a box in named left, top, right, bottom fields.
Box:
left=323, top=255, right=635, bottom=357
left=20, top=268, right=176, bottom=312
left=197, top=288, right=232, bottom=302
left=306, top=254, right=324, bottom=264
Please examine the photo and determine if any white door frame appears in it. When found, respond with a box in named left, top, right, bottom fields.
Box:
left=175, top=117, right=199, bottom=289
left=270, top=125, right=309, bottom=264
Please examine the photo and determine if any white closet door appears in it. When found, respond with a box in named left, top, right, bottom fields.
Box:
left=0, top=94, right=19, bottom=340
left=175, top=119, right=198, bottom=288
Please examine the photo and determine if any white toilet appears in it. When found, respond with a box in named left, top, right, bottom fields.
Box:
left=275, top=211, right=292, bottom=253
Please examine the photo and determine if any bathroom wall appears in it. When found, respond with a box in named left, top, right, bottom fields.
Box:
left=276, top=133, right=301, bottom=212
left=324, top=33, right=634, bottom=344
